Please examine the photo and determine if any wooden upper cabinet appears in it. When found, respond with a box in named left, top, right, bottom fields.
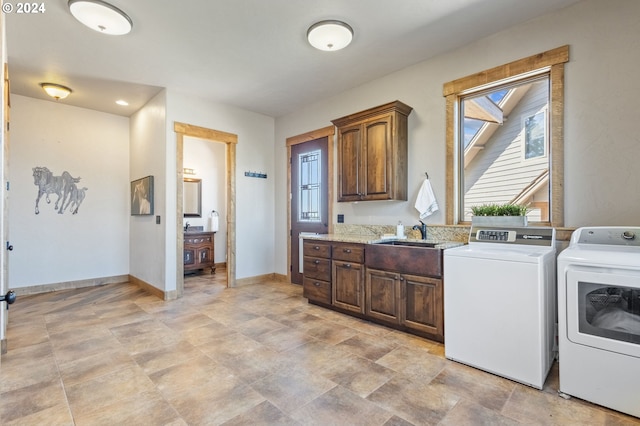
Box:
left=332, top=101, right=412, bottom=202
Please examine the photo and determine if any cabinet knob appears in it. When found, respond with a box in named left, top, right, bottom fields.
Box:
left=314, top=246, right=320, bottom=250
left=313, top=282, right=320, bottom=287
left=314, top=260, right=320, bottom=264
left=345, top=263, right=352, bottom=268
left=343, top=249, right=351, bottom=253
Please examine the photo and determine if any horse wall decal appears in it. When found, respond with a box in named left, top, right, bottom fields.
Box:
left=62, top=183, right=88, bottom=215
left=32, top=167, right=83, bottom=214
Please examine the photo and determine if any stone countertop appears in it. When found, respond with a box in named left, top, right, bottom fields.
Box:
left=302, top=234, right=464, bottom=250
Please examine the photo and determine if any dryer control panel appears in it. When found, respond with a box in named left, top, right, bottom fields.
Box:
left=573, top=226, right=640, bottom=247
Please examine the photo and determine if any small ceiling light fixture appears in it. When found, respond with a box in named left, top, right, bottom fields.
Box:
left=68, top=0, right=133, bottom=35
left=40, top=83, right=73, bottom=100
left=307, top=20, right=353, bottom=51
left=115, top=99, right=129, bottom=106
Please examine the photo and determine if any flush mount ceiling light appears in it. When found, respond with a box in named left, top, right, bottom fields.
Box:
left=68, top=0, right=132, bottom=35
left=307, top=20, right=353, bottom=51
left=40, top=83, right=72, bottom=100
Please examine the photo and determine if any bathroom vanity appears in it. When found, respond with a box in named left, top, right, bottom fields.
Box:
left=184, top=231, right=216, bottom=274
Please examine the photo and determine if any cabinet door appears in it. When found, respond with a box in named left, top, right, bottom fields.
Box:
left=364, top=115, right=393, bottom=200
left=184, top=248, right=196, bottom=266
left=337, top=124, right=364, bottom=201
left=197, top=246, right=212, bottom=266
left=402, top=274, right=443, bottom=338
left=365, top=268, right=401, bottom=324
left=332, top=260, right=364, bottom=313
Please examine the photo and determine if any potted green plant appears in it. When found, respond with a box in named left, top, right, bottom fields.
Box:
left=470, top=203, right=529, bottom=226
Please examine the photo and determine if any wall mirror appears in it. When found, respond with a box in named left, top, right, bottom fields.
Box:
left=183, top=178, right=202, bottom=217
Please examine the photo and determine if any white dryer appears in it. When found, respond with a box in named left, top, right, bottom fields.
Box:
left=444, top=226, right=556, bottom=389
left=557, top=227, right=640, bottom=418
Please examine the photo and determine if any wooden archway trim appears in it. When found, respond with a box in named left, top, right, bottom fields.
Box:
left=174, top=121, right=237, bottom=294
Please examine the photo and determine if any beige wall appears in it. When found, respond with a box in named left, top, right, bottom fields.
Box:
left=129, top=90, right=167, bottom=291
left=274, top=0, right=640, bottom=274
left=10, top=95, right=130, bottom=288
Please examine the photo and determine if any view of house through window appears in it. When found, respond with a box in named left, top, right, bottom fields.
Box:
left=459, top=75, right=550, bottom=222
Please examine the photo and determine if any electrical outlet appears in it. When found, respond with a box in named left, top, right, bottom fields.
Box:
left=156, top=215, right=161, bottom=224
left=337, top=214, right=344, bottom=223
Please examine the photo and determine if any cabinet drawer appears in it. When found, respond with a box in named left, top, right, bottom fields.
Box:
left=303, top=240, right=331, bottom=258
left=185, top=235, right=213, bottom=245
left=303, top=278, right=331, bottom=304
left=332, top=243, right=364, bottom=263
left=303, top=256, right=331, bottom=281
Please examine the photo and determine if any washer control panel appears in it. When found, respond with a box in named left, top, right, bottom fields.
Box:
left=476, top=230, right=516, bottom=242
left=469, top=226, right=555, bottom=247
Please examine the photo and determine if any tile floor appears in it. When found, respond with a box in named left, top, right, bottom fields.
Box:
left=1, top=269, right=639, bottom=425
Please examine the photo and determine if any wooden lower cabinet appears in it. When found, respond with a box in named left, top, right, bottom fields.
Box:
left=332, top=260, right=364, bottom=314
left=302, top=238, right=444, bottom=343
left=184, top=232, right=216, bottom=274
left=402, top=273, right=444, bottom=339
left=365, top=268, right=401, bottom=324
left=366, top=268, right=443, bottom=341
left=302, top=240, right=332, bottom=304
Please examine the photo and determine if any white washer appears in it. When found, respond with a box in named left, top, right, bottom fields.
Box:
left=557, top=226, right=640, bottom=418
left=444, top=226, right=556, bottom=389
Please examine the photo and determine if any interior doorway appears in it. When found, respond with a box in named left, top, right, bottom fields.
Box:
left=175, top=122, right=237, bottom=297
left=183, top=136, right=227, bottom=271
left=286, top=126, right=334, bottom=284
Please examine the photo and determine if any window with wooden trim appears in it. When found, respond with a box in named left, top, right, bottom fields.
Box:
left=443, top=46, right=569, bottom=226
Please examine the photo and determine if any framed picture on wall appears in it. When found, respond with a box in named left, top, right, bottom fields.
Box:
left=131, top=175, right=154, bottom=215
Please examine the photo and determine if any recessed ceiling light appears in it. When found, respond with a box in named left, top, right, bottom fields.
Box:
left=68, top=0, right=133, bottom=35
left=115, top=99, right=129, bottom=106
left=307, top=20, right=353, bottom=51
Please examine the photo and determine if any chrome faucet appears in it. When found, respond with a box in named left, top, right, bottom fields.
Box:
left=184, top=221, right=190, bottom=231
left=412, top=221, right=427, bottom=240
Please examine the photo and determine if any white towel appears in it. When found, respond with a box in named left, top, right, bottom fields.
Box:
left=209, top=211, right=219, bottom=232
left=414, top=178, right=439, bottom=219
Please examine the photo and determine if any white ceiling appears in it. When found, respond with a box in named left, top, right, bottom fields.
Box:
left=5, top=0, right=580, bottom=118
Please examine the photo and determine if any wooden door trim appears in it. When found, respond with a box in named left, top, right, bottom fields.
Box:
left=175, top=121, right=237, bottom=296
left=286, top=125, right=334, bottom=284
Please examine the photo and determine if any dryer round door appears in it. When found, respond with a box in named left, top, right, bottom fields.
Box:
left=565, top=266, right=640, bottom=358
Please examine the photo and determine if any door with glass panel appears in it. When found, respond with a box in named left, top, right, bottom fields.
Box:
left=290, top=137, right=328, bottom=284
